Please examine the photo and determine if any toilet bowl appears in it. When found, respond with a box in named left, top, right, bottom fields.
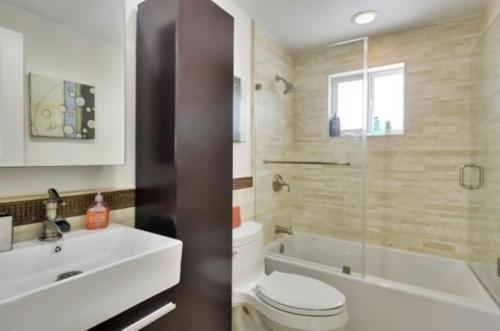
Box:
left=232, top=222, right=348, bottom=331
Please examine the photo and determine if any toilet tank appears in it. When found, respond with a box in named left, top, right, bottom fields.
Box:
left=233, top=221, right=265, bottom=290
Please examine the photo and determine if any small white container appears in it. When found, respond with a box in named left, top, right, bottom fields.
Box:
left=0, top=213, right=13, bottom=252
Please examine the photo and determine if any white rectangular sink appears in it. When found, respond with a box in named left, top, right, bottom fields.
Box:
left=0, top=224, right=182, bottom=330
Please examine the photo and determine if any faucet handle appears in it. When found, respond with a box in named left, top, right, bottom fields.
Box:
left=43, top=189, right=65, bottom=212
left=47, top=188, right=63, bottom=203
left=273, top=175, right=291, bottom=193
left=46, top=188, right=66, bottom=206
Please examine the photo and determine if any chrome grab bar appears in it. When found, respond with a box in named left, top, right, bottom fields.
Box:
left=460, top=164, right=484, bottom=190
left=263, top=160, right=351, bottom=166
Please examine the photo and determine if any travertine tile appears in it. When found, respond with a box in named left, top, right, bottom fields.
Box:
left=252, top=16, right=496, bottom=262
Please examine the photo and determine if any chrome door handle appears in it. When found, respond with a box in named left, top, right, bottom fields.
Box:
left=121, top=302, right=176, bottom=331
left=460, top=164, right=484, bottom=190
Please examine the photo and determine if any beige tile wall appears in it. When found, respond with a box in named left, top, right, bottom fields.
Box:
left=253, top=25, right=296, bottom=243
left=253, top=16, right=491, bottom=260
left=362, top=19, right=479, bottom=259
left=291, top=41, right=366, bottom=247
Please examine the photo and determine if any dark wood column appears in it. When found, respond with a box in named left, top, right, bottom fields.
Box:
left=136, top=0, right=234, bottom=330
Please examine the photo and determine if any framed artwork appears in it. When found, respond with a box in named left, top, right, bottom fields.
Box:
left=30, top=73, right=95, bottom=139
left=233, top=76, right=247, bottom=143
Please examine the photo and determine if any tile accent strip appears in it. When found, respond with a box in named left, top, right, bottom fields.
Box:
left=233, top=177, right=254, bottom=190
left=0, top=178, right=252, bottom=227
left=0, top=189, right=135, bottom=227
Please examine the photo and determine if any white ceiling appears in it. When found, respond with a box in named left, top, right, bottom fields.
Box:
left=1, top=0, right=125, bottom=46
left=230, top=0, right=490, bottom=52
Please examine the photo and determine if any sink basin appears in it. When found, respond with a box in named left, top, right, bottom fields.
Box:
left=0, top=224, right=182, bottom=330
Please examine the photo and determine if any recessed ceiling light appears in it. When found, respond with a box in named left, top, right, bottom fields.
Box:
left=352, top=10, right=379, bottom=25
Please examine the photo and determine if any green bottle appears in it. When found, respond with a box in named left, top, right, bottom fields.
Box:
left=373, top=117, right=381, bottom=135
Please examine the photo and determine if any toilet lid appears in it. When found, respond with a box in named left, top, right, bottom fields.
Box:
left=255, top=272, right=345, bottom=317
left=233, top=221, right=262, bottom=248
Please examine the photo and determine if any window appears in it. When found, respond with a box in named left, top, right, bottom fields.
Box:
left=329, top=63, right=405, bottom=136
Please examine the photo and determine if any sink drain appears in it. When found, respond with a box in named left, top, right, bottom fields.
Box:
left=56, top=271, right=83, bottom=282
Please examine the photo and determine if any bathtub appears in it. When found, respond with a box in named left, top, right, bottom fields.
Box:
left=265, top=233, right=500, bottom=331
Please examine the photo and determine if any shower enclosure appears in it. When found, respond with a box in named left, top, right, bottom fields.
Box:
left=254, top=35, right=368, bottom=276
left=253, top=11, right=500, bottom=311
left=468, top=14, right=500, bottom=306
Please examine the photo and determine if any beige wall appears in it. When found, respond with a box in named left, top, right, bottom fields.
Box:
left=483, top=0, right=500, bottom=31
left=253, top=16, right=492, bottom=260
left=253, top=25, right=296, bottom=243
left=291, top=40, right=367, bottom=246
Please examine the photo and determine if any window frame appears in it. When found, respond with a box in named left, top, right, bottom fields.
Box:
left=328, top=63, right=406, bottom=137
left=329, top=73, right=364, bottom=135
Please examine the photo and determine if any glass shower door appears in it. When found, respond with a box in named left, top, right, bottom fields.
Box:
left=467, top=14, right=500, bottom=305
left=253, top=35, right=368, bottom=276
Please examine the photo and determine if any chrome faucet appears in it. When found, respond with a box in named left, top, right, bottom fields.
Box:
left=275, top=225, right=293, bottom=235
left=39, top=189, right=64, bottom=242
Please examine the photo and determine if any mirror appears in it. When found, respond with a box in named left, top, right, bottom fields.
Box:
left=0, top=0, right=125, bottom=167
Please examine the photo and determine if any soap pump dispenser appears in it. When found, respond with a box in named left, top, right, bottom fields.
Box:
left=86, top=192, right=109, bottom=230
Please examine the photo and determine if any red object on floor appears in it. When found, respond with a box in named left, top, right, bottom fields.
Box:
left=232, top=207, right=241, bottom=229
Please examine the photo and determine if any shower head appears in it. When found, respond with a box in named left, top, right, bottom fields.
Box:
left=275, top=75, right=297, bottom=95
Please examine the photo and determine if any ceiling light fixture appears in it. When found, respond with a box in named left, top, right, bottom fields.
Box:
left=352, top=10, right=379, bottom=25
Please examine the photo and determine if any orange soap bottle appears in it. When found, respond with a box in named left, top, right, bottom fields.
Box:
left=86, top=192, right=109, bottom=230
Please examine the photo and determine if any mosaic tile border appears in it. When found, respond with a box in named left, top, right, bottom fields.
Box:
left=233, top=177, right=253, bottom=190
left=0, top=177, right=253, bottom=226
left=0, top=189, right=135, bottom=227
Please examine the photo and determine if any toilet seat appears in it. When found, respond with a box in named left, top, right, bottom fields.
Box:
left=233, top=273, right=348, bottom=331
left=255, top=272, right=345, bottom=317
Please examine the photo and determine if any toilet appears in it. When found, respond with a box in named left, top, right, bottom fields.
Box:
left=232, top=222, right=348, bottom=331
